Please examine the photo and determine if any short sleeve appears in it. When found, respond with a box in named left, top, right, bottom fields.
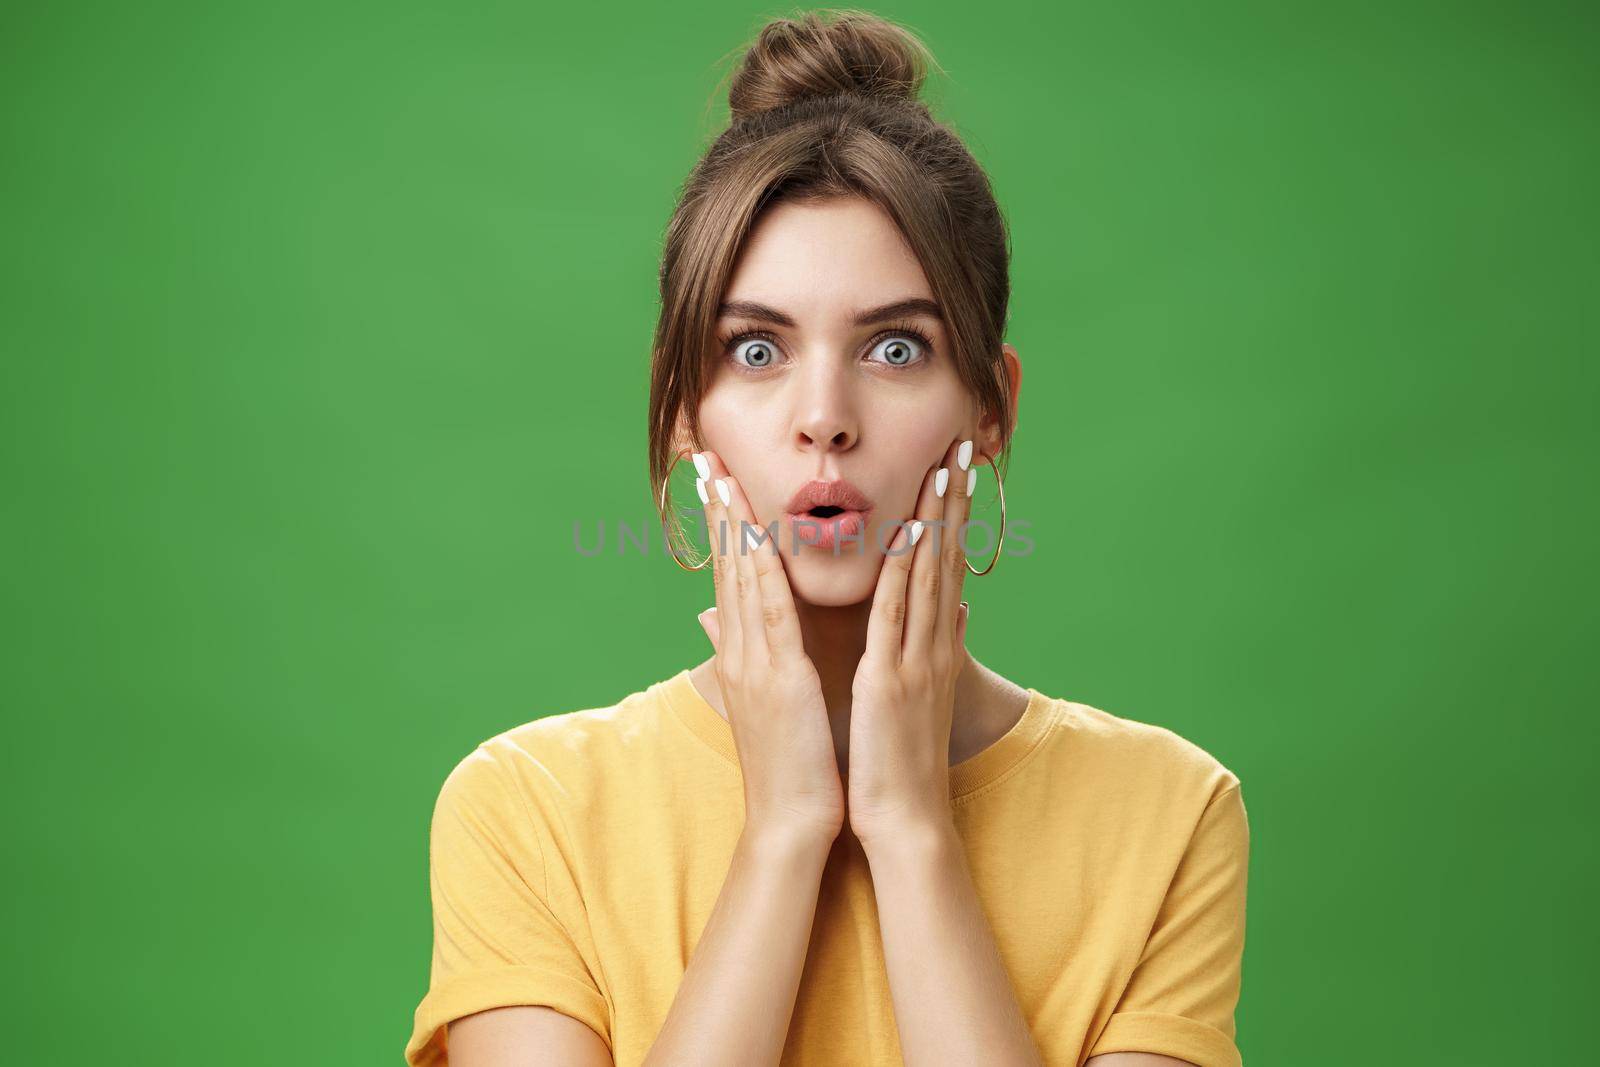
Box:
left=1088, top=782, right=1250, bottom=1067
left=404, top=745, right=612, bottom=1066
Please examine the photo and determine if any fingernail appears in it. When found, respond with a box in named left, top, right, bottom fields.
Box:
left=935, top=468, right=949, bottom=497
left=957, top=440, right=973, bottom=470
left=909, top=520, right=924, bottom=546
left=966, top=467, right=977, bottom=496
left=714, top=478, right=731, bottom=506
left=691, top=452, right=710, bottom=479
left=695, top=477, right=709, bottom=505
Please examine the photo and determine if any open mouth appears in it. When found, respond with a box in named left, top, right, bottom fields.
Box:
left=787, top=506, right=870, bottom=551
left=782, top=479, right=874, bottom=552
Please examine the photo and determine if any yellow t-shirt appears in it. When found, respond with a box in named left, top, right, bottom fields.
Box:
left=405, top=669, right=1249, bottom=1067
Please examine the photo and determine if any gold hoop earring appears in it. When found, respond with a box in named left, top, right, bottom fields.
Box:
left=965, top=447, right=1006, bottom=576
left=658, top=455, right=711, bottom=572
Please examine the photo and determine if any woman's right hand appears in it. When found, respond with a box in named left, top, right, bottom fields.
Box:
left=692, top=449, right=844, bottom=846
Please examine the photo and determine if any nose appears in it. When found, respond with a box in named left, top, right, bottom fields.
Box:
left=791, top=360, right=858, bottom=454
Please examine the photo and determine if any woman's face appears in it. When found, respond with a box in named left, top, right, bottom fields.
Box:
left=693, top=195, right=1015, bottom=607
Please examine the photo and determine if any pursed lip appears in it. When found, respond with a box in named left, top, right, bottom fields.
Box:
left=783, top=478, right=875, bottom=515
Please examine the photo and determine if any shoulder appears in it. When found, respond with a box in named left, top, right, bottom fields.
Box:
left=434, top=679, right=684, bottom=815
left=1049, top=694, right=1243, bottom=808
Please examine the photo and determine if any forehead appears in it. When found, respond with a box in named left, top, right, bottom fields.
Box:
left=721, top=196, right=934, bottom=319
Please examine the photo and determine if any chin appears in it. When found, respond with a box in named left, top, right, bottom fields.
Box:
left=783, top=550, right=881, bottom=607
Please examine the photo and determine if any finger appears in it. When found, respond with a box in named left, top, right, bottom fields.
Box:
left=904, top=438, right=961, bottom=662
left=934, top=436, right=976, bottom=648
left=863, top=517, right=919, bottom=666
left=698, top=451, right=742, bottom=666
left=709, top=460, right=772, bottom=665
left=698, top=607, right=721, bottom=654
left=956, top=601, right=969, bottom=648
left=747, top=500, right=807, bottom=665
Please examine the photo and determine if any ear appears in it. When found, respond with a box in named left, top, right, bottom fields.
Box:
left=976, top=342, right=1022, bottom=462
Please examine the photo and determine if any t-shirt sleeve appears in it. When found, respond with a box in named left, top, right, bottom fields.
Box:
left=404, top=744, right=612, bottom=1066
left=1088, top=781, right=1250, bottom=1067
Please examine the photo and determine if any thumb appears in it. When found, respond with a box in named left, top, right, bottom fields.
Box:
left=697, top=607, right=721, bottom=653
left=957, top=601, right=970, bottom=646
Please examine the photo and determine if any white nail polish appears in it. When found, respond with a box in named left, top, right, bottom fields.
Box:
left=714, top=478, right=730, bottom=506
left=935, top=468, right=949, bottom=497
left=909, top=520, right=924, bottom=546
left=691, top=452, right=710, bottom=480
left=695, top=477, right=708, bottom=505
left=967, top=467, right=977, bottom=496
left=957, top=440, right=973, bottom=470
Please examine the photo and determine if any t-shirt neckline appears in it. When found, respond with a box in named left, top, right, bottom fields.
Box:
left=657, top=667, right=1060, bottom=801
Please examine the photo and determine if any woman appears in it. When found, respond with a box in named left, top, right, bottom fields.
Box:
left=405, top=10, right=1249, bottom=1067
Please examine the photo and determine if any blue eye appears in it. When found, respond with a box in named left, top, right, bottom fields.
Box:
left=733, top=338, right=778, bottom=368
left=869, top=332, right=930, bottom=367
left=718, top=323, right=934, bottom=375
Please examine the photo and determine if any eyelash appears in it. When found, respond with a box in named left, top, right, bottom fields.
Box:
left=715, top=320, right=935, bottom=374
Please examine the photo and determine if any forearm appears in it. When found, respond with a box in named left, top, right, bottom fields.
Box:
left=864, top=821, right=1043, bottom=1067
left=643, top=822, right=833, bottom=1067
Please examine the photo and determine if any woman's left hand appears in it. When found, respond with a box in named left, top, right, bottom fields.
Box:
left=847, top=436, right=977, bottom=851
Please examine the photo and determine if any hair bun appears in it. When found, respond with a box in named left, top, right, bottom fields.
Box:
left=727, top=9, right=934, bottom=122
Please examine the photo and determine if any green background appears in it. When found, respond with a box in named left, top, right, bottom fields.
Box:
left=3, top=1, right=1593, bottom=1062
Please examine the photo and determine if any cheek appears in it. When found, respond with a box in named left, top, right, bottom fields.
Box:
left=696, top=390, right=782, bottom=511
left=883, top=393, right=966, bottom=459
left=876, top=395, right=968, bottom=508
left=697, top=387, right=756, bottom=454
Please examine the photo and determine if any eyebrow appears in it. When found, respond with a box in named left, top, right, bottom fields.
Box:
left=716, top=297, right=944, bottom=327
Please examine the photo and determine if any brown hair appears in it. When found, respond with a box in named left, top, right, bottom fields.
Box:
left=648, top=8, right=1014, bottom=555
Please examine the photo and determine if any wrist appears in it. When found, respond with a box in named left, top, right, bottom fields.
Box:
left=855, top=812, right=959, bottom=862
left=740, top=815, right=840, bottom=860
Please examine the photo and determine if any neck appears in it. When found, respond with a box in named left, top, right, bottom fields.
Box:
left=691, top=600, right=1008, bottom=774
left=793, top=597, right=874, bottom=716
